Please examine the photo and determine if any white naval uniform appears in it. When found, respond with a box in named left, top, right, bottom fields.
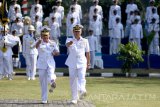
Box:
left=111, top=22, right=124, bottom=54
left=11, top=22, right=24, bottom=37
left=0, top=34, right=17, bottom=79
left=66, top=22, right=77, bottom=37
left=33, top=21, right=43, bottom=38
left=30, top=4, right=43, bottom=21
left=145, top=6, right=157, bottom=24
left=31, top=12, right=43, bottom=23
left=57, top=5, right=65, bottom=20
left=49, top=12, right=62, bottom=27
left=89, top=5, right=103, bottom=20
left=89, top=18, right=102, bottom=45
left=148, top=23, right=160, bottom=55
left=109, top=5, right=121, bottom=19
left=8, top=4, right=21, bottom=22
left=125, top=3, right=138, bottom=19
left=50, top=22, right=60, bottom=44
left=23, top=25, right=30, bottom=35
left=108, top=14, right=119, bottom=37
left=12, top=36, right=22, bottom=68
left=67, top=12, right=81, bottom=26
left=65, top=37, right=90, bottom=100
left=129, top=23, right=143, bottom=50
left=36, top=40, right=59, bottom=102
left=70, top=4, right=82, bottom=19
left=10, top=12, right=22, bottom=23
left=23, top=34, right=38, bottom=79
left=86, top=35, right=98, bottom=69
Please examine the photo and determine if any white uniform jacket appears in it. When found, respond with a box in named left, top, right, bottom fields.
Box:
left=145, top=6, right=157, bottom=22
left=112, top=23, right=124, bottom=38
left=67, top=12, right=81, bottom=26
left=11, top=22, right=24, bottom=36
left=0, top=34, right=17, bottom=56
left=89, top=5, right=103, bottom=20
left=86, top=35, right=98, bottom=52
left=66, top=23, right=77, bottom=37
left=49, top=12, right=62, bottom=27
left=33, top=21, right=43, bottom=37
left=65, top=37, right=90, bottom=69
left=8, top=4, right=21, bottom=21
left=31, top=12, right=43, bottom=23
left=129, top=24, right=143, bottom=39
left=57, top=6, right=64, bottom=20
left=70, top=4, right=82, bottom=19
left=50, top=22, right=60, bottom=38
left=89, top=19, right=102, bottom=36
left=22, top=34, right=38, bottom=55
left=148, top=23, right=159, bottom=38
left=109, top=5, right=121, bottom=19
left=36, top=40, right=59, bottom=69
left=30, top=4, right=43, bottom=19
left=125, top=3, right=138, bottom=19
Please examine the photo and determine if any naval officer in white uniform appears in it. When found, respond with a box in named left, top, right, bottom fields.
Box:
left=23, top=25, right=38, bottom=80
left=0, top=25, right=17, bottom=80
left=65, top=24, right=90, bottom=104
left=35, top=26, right=59, bottom=104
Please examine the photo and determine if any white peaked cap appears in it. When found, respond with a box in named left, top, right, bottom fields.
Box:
left=28, top=25, right=35, bottom=31
left=150, top=0, right=155, bottom=2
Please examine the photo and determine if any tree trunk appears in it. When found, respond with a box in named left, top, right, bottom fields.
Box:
left=147, top=52, right=150, bottom=69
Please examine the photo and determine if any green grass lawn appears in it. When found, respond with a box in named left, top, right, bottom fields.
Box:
left=15, top=68, right=160, bottom=74
left=0, top=76, right=160, bottom=107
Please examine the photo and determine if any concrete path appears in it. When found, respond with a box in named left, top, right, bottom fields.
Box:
left=0, top=99, right=95, bottom=107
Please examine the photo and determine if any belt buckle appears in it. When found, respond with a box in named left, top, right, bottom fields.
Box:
left=1, top=47, right=7, bottom=53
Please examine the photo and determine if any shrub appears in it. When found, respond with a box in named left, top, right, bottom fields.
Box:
left=117, top=42, right=144, bottom=74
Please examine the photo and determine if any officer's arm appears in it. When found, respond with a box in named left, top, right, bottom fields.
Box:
left=66, top=38, right=73, bottom=47
left=86, top=52, right=90, bottom=69
left=66, top=41, right=73, bottom=47
left=52, top=43, right=60, bottom=56
left=85, top=40, right=90, bottom=69
left=35, top=39, right=42, bottom=48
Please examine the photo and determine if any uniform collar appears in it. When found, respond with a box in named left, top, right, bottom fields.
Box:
left=73, top=36, right=83, bottom=41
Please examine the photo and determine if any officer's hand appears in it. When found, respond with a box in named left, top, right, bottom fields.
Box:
left=52, top=50, right=59, bottom=56
left=68, top=41, right=73, bottom=45
left=86, top=64, right=91, bottom=70
left=36, top=39, right=42, bottom=48
left=37, top=39, right=42, bottom=44
left=66, top=41, right=73, bottom=47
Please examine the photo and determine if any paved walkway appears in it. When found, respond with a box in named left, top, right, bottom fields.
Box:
left=0, top=99, right=95, bottom=107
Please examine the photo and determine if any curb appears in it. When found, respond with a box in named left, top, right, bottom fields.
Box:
left=15, top=73, right=160, bottom=78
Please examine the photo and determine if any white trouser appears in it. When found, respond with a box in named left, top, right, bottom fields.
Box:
left=149, top=37, right=159, bottom=55
left=110, top=38, right=113, bottom=55
left=25, top=54, right=37, bottom=78
left=38, top=68, right=56, bottom=101
left=0, top=56, right=3, bottom=75
left=129, top=38, right=141, bottom=50
left=0, top=55, right=13, bottom=76
left=90, top=51, right=95, bottom=68
left=69, top=67, right=86, bottom=100
left=112, top=38, right=121, bottom=54
left=95, top=35, right=101, bottom=46
left=12, top=57, right=20, bottom=68
left=125, top=23, right=131, bottom=37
